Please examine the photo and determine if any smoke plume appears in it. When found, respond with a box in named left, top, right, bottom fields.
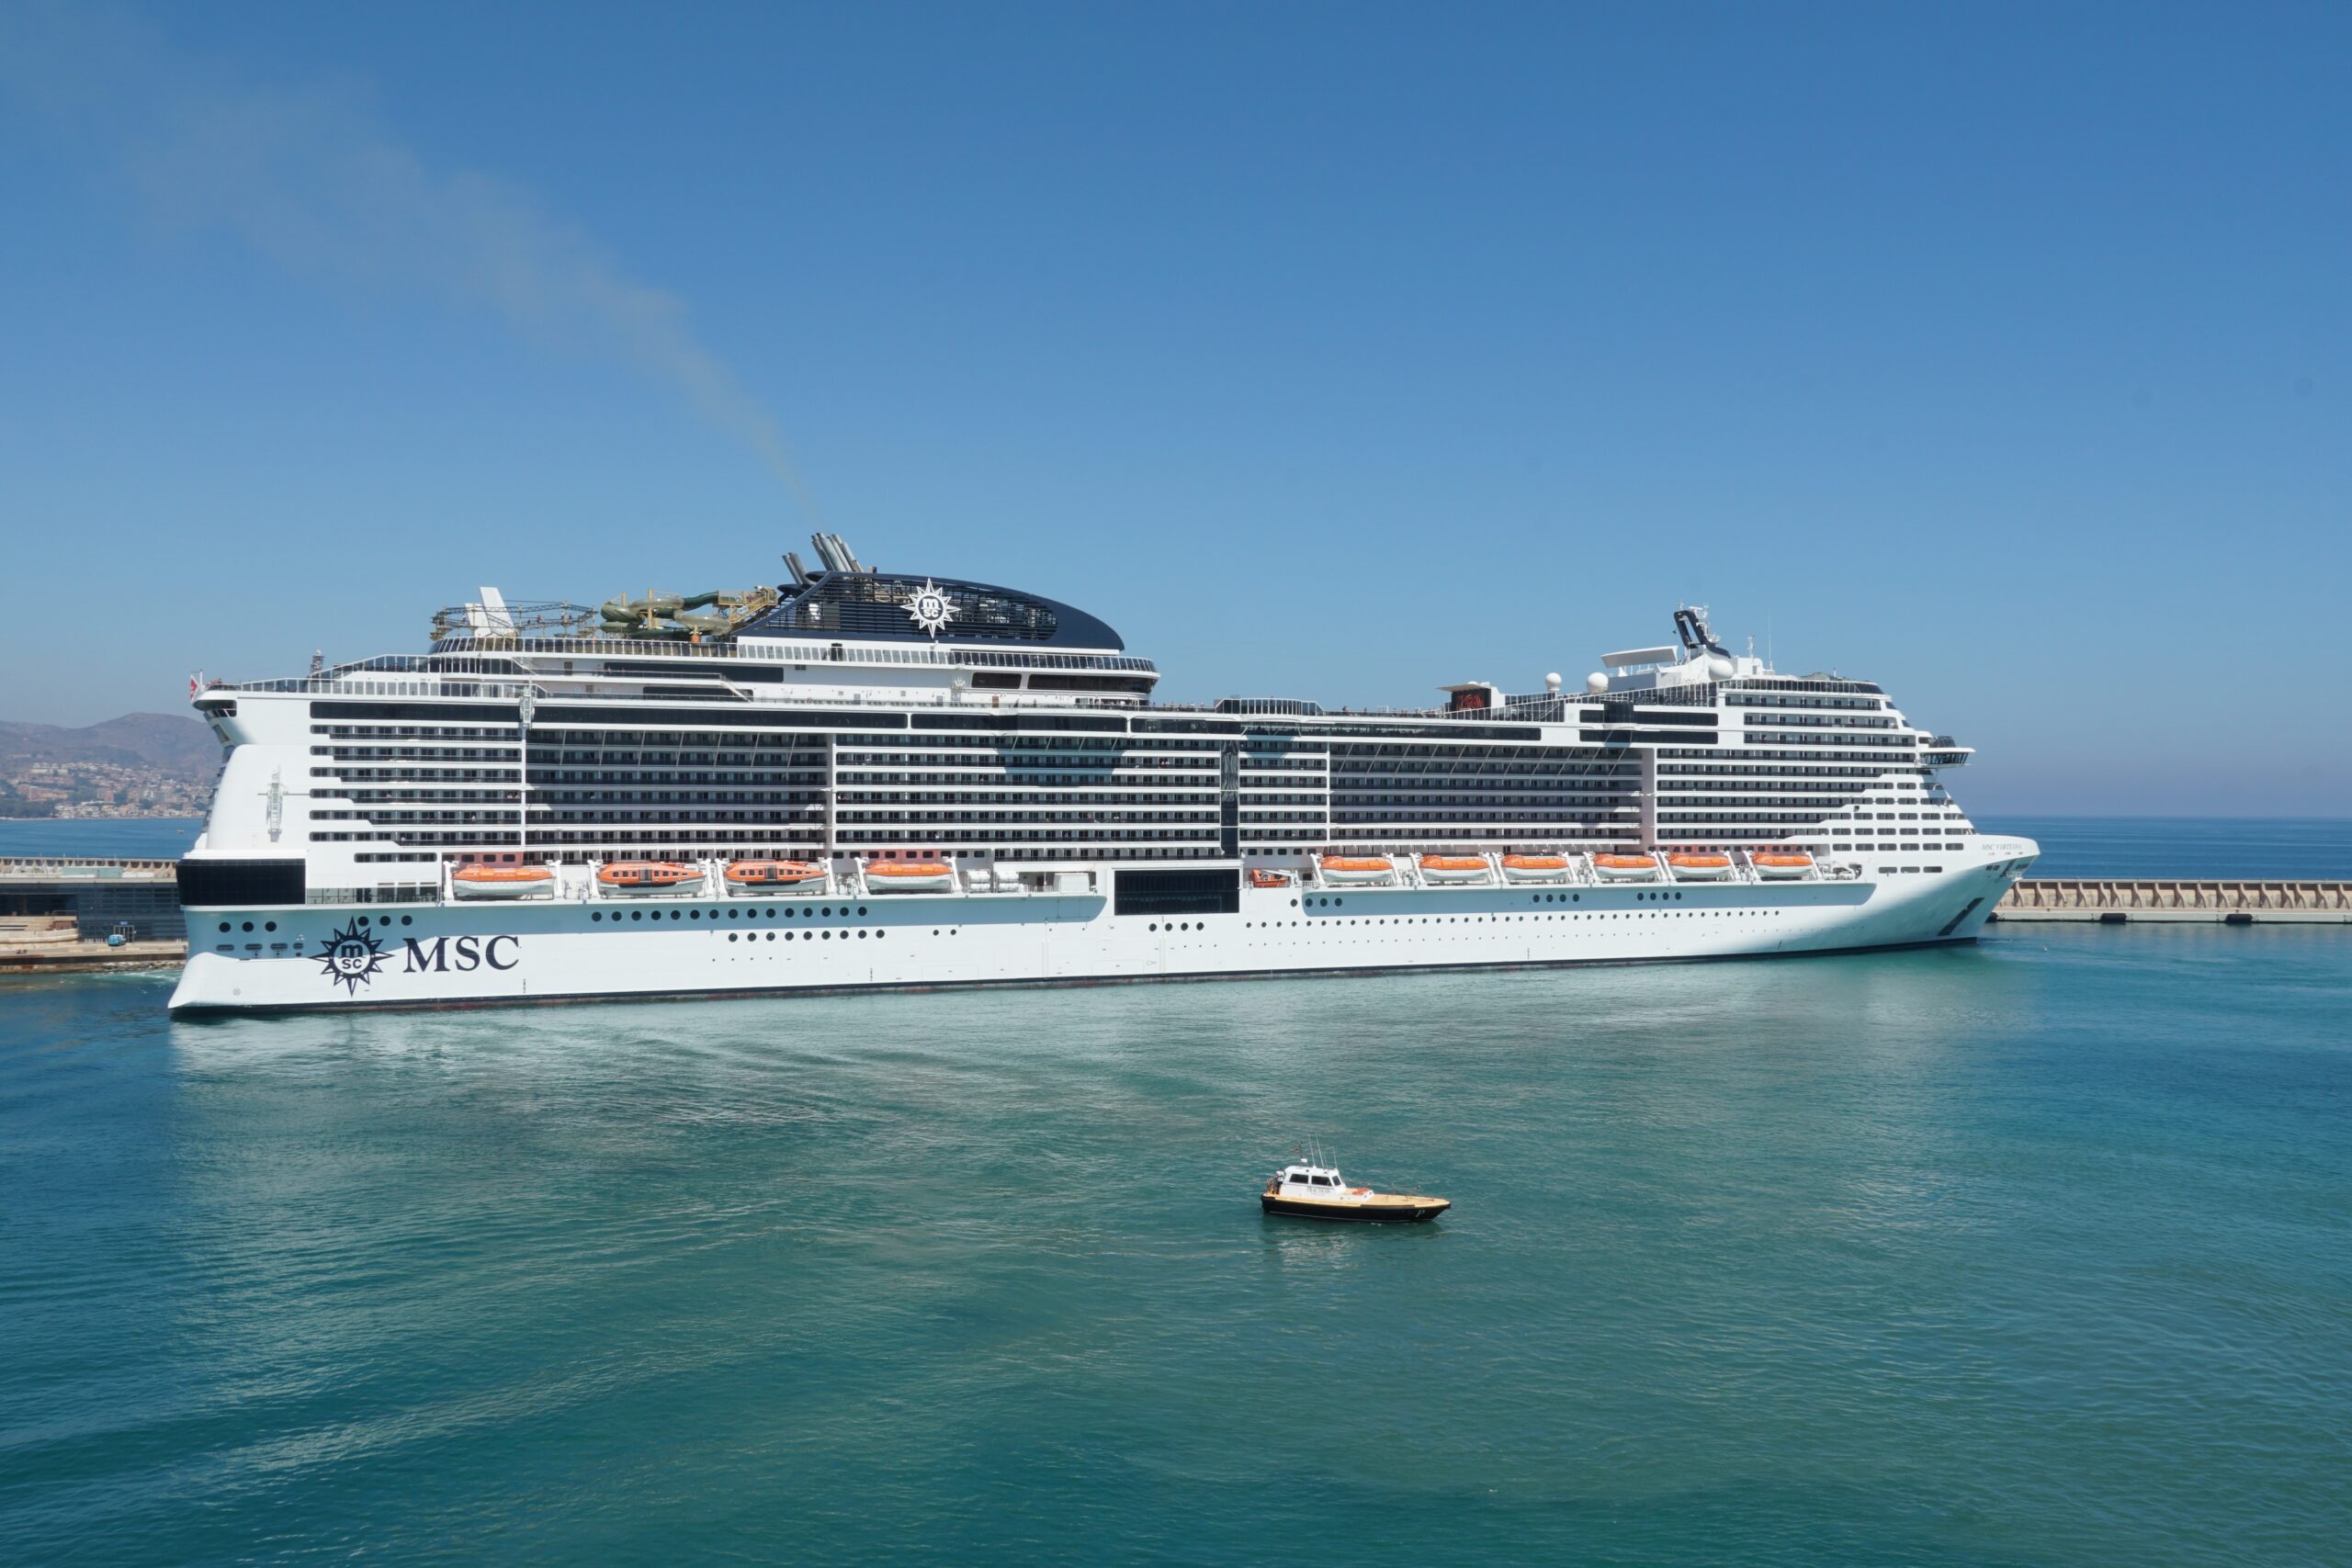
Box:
left=0, top=1, right=823, bottom=517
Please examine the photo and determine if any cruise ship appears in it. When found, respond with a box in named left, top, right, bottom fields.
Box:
left=168, top=536, right=2037, bottom=1014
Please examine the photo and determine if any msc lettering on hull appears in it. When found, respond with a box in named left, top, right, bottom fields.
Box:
left=402, top=935, right=520, bottom=974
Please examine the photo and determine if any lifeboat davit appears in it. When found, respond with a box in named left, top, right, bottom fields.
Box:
left=1667, top=852, right=1734, bottom=881
left=1751, top=852, right=1816, bottom=880
left=1419, top=854, right=1491, bottom=885
left=1591, top=853, right=1661, bottom=882
left=725, top=859, right=827, bottom=891
left=451, top=863, right=555, bottom=899
left=597, top=861, right=705, bottom=895
left=865, top=859, right=956, bottom=893
left=1500, top=852, right=1572, bottom=884
left=1318, top=855, right=1397, bottom=886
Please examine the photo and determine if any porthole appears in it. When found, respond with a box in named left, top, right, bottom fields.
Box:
left=242, top=921, right=254, bottom=932
left=822, top=907, right=833, bottom=917
left=690, top=909, right=701, bottom=919
left=592, top=911, right=603, bottom=922
left=876, top=930, right=886, bottom=940
left=729, top=908, right=740, bottom=919
left=264, top=920, right=277, bottom=931
left=822, top=931, right=831, bottom=940
left=400, top=916, right=413, bottom=926
left=671, top=910, right=682, bottom=920
left=729, top=932, right=738, bottom=942
left=858, top=906, right=868, bottom=916
left=631, top=910, right=643, bottom=921
left=857, top=929, right=868, bottom=939
left=219, top=921, right=230, bottom=932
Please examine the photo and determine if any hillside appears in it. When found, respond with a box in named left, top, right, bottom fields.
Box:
left=0, top=714, right=220, bottom=818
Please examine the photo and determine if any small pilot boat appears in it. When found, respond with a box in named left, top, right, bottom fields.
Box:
left=1751, top=852, right=1815, bottom=880
left=597, top=861, right=705, bottom=895
left=1261, top=1159, right=1449, bottom=1224
left=1318, top=855, right=1397, bottom=886
left=725, top=858, right=827, bottom=890
left=451, top=863, right=555, bottom=899
left=1591, top=853, right=1661, bottom=882
left=1418, top=853, right=1491, bottom=885
left=1666, top=852, right=1734, bottom=880
left=865, top=859, right=956, bottom=893
left=1500, top=852, right=1572, bottom=884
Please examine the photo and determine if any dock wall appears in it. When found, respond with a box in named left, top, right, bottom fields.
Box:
left=1993, top=880, right=2352, bottom=924
left=0, top=857, right=186, bottom=942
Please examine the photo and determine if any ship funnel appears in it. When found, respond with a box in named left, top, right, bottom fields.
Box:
left=809, top=533, right=869, bottom=574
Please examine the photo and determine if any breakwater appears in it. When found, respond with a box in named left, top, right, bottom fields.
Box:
left=1993, top=880, right=2352, bottom=924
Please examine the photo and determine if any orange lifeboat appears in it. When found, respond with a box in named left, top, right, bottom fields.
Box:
left=1500, top=852, right=1572, bottom=884
left=1667, top=852, right=1734, bottom=881
left=1419, top=854, right=1491, bottom=886
left=865, top=859, right=956, bottom=893
left=1318, top=855, right=1397, bottom=886
left=1751, top=852, right=1816, bottom=880
left=724, top=859, right=827, bottom=891
left=450, top=863, right=555, bottom=900
left=1591, top=853, right=1661, bottom=882
left=597, top=861, right=705, bottom=895
left=1249, top=868, right=1295, bottom=888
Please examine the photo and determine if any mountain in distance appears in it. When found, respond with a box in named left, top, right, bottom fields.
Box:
left=0, top=713, right=221, bottom=818
left=0, top=713, right=221, bottom=777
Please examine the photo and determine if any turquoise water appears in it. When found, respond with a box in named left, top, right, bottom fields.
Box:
left=5, top=925, right=2349, bottom=1564
left=0, top=818, right=199, bottom=861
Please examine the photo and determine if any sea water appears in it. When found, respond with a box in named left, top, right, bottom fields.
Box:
left=3, top=917, right=2348, bottom=1564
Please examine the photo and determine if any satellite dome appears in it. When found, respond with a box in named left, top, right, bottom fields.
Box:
left=1544, top=671, right=1563, bottom=694
left=1586, top=671, right=1610, bottom=694
left=1707, top=655, right=1736, bottom=680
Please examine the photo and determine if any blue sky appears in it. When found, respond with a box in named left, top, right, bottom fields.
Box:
left=2, top=1, right=2346, bottom=814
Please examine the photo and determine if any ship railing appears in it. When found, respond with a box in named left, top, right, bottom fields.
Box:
left=429, top=634, right=1158, bottom=673
left=216, top=674, right=537, bottom=699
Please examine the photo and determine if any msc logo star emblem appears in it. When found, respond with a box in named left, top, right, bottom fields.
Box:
left=905, top=580, right=956, bottom=637
left=317, top=919, right=387, bottom=994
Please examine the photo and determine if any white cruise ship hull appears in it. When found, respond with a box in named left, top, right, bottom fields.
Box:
left=169, top=839, right=2035, bottom=1015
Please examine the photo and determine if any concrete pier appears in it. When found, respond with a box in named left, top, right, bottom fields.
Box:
left=1993, top=880, right=2352, bottom=924
left=0, top=857, right=188, bottom=972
